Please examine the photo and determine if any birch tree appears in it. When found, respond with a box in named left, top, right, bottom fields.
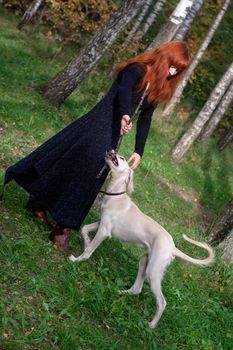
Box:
left=172, top=61, right=233, bottom=161
left=123, top=0, right=153, bottom=47
left=148, top=0, right=194, bottom=50
left=209, top=200, right=233, bottom=263
left=209, top=200, right=233, bottom=246
left=217, top=125, right=233, bottom=151
left=136, top=0, right=166, bottom=40
left=17, top=0, right=44, bottom=29
left=220, top=229, right=233, bottom=263
left=173, top=0, right=204, bottom=41
left=201, top=82, right=233, bottom=143
left=39, top=0, right=145, bottom=106
left=162, top=0, right=231, bottom=118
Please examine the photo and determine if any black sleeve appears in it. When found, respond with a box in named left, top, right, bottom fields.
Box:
left=134, top=105, right=154, bottom=157
left=117, top=63, right=143, bottom=117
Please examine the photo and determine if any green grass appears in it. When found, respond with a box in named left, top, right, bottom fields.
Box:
left=1, top=6, right=233, bottom=350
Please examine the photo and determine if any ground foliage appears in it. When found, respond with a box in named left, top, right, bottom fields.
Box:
left=3, top=0, right=117, bottom=44
left=0, top=3, right=233, bottom=350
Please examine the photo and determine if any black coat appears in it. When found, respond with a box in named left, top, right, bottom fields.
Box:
left=4, top=64, right=155, bottom=230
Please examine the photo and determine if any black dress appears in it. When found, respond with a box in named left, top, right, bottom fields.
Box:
left=4, top=63, right=155, bottom=230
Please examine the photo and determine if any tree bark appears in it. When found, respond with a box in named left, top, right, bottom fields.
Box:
left=39, top=0, right=145, bottom=107
left=17, top=0, right=44, bottom=29
left=162, top=0, right=231, bottom=118
left=123, top=0, right=153, bottom=47
left=148, top=0, right=194, bottom=50
left=208, top=200, right=233, bottom=263
left=209, top=201, right=233, bottom=246
left=136, top=0, right=167, bottom=40
left=217, top=125, right=233, bottom=151
left=220, top=229, right=233, bottom=263
left=173, top=0, right=204, bottom=41
left=201, top=82, right=233, bottom=143
left=172, top=61, right=233, bottom=160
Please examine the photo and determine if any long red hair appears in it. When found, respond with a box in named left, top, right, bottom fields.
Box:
left=114, top=41, right=190, bottom=106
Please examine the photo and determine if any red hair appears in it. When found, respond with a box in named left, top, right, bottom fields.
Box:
left=114, top=41, right=190, bottom=106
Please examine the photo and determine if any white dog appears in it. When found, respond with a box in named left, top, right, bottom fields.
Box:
left=69, top=150, right=214, bottom=328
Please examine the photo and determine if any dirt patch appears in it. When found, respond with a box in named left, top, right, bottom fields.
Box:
left=157, top=175, right=202, bottom=213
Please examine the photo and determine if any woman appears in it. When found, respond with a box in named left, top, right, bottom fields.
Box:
left=4, top=41, right=190, bottom=252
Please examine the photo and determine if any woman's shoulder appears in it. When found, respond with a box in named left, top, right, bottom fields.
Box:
left=123, top=62, right=144, bottom=78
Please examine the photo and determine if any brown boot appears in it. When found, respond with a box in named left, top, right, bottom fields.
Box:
left=49, top=225, right=72, bottom=253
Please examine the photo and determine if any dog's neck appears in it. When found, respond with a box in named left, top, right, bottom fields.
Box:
left=105, top=174, right=128, bottom=196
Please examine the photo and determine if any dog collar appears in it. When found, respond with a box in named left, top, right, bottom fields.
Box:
left=96, top=190, right=126, bottom=196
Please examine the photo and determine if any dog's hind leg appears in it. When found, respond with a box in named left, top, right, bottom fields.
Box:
left=120, top=254, right=148, bottom=295
left=147, top=256, right=171, bottom=328
left=81, top=222, right=99, bottom=249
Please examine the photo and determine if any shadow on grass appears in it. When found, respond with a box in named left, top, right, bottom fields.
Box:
left=200, top=142, right=233, bottom=215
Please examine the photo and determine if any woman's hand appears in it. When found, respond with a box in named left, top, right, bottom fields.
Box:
left=128, top=152, right=141, bottom=170
left=120, top=115, right=132, bottom=135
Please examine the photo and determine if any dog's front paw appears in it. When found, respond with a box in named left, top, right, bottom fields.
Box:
left=69, top=254, right=77, bottom=262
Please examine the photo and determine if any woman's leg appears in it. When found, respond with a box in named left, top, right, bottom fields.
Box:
left=26, top=195, right=54, bottom=229
left=49, top=224, right=71, bottom=253
left=26, top=194, right=71, bottom=252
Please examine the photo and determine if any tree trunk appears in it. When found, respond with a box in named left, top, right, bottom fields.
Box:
left=209, top=201, right=233, bottom=246
left=201, top=82, right=233, bottom=143
left=172, top=61, right=233, bottom=161
left=39, top=0, right=145, bottom=107
left=217, top=125, right=233, bottom=151
left=209, top=200, right=233, bottom=263
left=220, top=229, right=233, bottom=263
left=162, top=0, right=231, bottom=118
left=123, top=0, right=153, bottom=47
left=136, top=0, right=166, bottom=40
left=148, top=0, right=194, bottom=50
left=17, top=0, right=44, bottom=29
left=173, top=0, right=204, bottom=41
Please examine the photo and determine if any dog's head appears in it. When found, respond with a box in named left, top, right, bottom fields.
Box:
left=105, top=150, right=134, bottom=194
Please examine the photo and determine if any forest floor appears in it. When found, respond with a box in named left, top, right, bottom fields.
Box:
left=0, top=7, right=233, bottom=350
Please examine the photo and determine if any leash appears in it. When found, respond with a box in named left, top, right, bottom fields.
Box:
left=96, top=82, right=150, bottom=181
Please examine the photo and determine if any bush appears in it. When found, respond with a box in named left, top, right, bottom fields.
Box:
left=3, top=0, right=118, bottom=44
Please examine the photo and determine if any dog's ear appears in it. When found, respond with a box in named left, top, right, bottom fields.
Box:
left=126, top=169, right=134, bottom=194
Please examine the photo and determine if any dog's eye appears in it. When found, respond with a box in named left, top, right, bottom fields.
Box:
left=119, top=156, right=124, bottom=160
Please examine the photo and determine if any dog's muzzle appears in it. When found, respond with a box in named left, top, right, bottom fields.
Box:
left=105, top=150, right=118, bottom=166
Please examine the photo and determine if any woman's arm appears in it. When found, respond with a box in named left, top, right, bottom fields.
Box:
left=134, top=105, right=154, bottom=157
left=117, top=63, right=144, bottom=117
left=117, top=63, right=154, bottom=168
left=128, top=105, right=154, bottom=170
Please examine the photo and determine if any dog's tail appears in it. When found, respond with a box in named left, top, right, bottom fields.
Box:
left=173, top=234, right=214, bottom=266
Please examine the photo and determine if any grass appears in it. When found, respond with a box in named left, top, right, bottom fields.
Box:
left=0, top=5, right=233, bottom=350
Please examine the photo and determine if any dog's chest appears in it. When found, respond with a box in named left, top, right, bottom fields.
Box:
left=101, top=198, right=144, bottom=243
left=106, top=212, right=143, bottom=244
left=111, top=221, right=138, bottom=243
